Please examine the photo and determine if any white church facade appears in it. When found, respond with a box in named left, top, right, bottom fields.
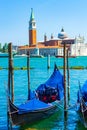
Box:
left=71, top=35, right=87, bottom=56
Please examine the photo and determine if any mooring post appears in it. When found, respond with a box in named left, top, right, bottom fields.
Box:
left=8, top=44, right=11, bottom=98
left=7, top=43, right=14, bottom=129
left=64, top=113, right=68, bottom=130
left=63, top=43, right=67, bottom=117
left=47, top=54, right=50, bottom=69
left=27, top=51, right=30, bottom=100
left=8, top=43, right=14, bottom=103
left=58, top=28, right=68, bottom=117
left=67, top=49, right=70, bottom=103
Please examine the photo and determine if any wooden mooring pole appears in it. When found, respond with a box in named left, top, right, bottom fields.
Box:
left=7, top=43, right=14, bottom=129
left=8, top=43, right=14, bottom=103
left=63, top=43, right=67, bottom=117
left=47, top=54, right=50, bottom=69
left=67, top=49, right=70, bottom=103
left=27, top=51, right=30, bottom=100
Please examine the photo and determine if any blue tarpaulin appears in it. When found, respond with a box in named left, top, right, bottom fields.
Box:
left=18, top=65, right=64, bottom=114
left=36, top=65, right=64, bottom=100
left=18, top=98, right=51, bottom=114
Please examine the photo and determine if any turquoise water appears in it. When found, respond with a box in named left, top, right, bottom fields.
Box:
left=0, top=56, right=87, bottom=130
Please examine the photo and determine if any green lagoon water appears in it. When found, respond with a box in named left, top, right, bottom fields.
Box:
left=0, top=56, right=87, bottom=130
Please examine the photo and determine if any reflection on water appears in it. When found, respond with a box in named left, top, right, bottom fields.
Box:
left=19, top=110, right=86, bottom=130
left=19, top=110, right=63, bottom=130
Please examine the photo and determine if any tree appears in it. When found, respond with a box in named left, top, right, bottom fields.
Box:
left=3, top=43, right=8, bottom=52
left=0, top=43, right=1, bottom=49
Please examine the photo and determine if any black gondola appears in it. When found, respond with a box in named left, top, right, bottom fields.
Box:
left=77, top=80, right=87, bottom=128
left=8, top=64, right=64, bottom=126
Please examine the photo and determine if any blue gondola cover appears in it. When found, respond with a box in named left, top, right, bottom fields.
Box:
left=36, top=65, right=64, bottom=101
left=18, top=98, right=51, bottom=114
left=18, top=65, right=64, bottom=114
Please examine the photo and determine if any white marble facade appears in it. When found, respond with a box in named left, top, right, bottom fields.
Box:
left=71, top=35, right=87, bottom=56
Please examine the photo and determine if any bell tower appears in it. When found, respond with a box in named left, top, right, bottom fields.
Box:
left=29, top=8, right=37, bottom=46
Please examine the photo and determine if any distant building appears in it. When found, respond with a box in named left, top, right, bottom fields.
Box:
left=71, top=35, right=87, bottom=56
left=18, top=8, right=75, bottom=56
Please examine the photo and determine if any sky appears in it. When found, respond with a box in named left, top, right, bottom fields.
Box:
left=0, top=0, right=87, bottom=46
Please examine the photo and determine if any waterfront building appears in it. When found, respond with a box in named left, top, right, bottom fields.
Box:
left=18, top=8, right=75, bottom=56
left=71, top=35, right=87, bottom=56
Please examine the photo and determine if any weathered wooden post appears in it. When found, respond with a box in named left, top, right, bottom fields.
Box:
left=8, top=44, right=11, bottom=96
left=8, top=43, right=14, bottom=103
left=63, top=43, right=67, bottom=116
left=7, top=43, right=10, bottom=129
left=58, top=28, right=75, bottom=125
left=58, top=28, right=68, bottom=117
left=7, top=42, right=14, bottom=129
left=67, top=49, right=70, bottom=103
left=47, top=54, right=50, bottom=69
left=27, top=51, right=30, bottom=100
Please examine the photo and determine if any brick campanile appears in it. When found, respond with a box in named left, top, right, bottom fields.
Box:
left=29, top=8, right=37, bottom=46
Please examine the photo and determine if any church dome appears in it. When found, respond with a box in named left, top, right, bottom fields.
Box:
left=58, top=28, right=68, bottom=39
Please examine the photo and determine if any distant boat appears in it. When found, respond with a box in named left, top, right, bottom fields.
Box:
left=8, top=64, right=64, bottom=126
left=0, top=52, right=8, bottom=58
left=77, top=81, right=87, bottom=128
left=30, top=54, right=44, bottom=58
left=55, top=55, right=76, bottom=58
left=14, top=54, right=27, bottom=58
left=0, top=50, right=17, bottom=58
left=14, top=54, right=44, bottom=58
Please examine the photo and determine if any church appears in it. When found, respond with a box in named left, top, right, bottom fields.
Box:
left=18, top=8, right=75, bottom=57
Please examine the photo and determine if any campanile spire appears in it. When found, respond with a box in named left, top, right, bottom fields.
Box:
left=30, top=8, right=34, bottom=21
left=29, top=8, right=37, bottom=46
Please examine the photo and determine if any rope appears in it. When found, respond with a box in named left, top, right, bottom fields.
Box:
left=80, top=98, right=86, bottom=124
left=9, top=110, right=19, bottom=115
left=67, top=103, right=78, bottom=110
left=81, top=98, right=87, bottom=113
left=58, top=104, right=64, bottom=110
left=56, top=99, right=78, bottom=111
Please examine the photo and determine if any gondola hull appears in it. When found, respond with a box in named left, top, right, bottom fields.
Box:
left=9, top=99, right=63, bottom=126
left=77, top=80, right=87, bottom=127
left=77, top=102, right=87, bottom=128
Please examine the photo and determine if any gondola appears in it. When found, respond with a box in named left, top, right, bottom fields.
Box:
left=8, top=64, right=64, bottom=126
left=77, top=80, right=87, bottom=128
left=8, top=98, right=58, bottom=126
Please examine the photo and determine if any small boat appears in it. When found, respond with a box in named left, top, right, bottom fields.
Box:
left=30, top=54, right=44, bottom=58
left=8, top=64, right=64, bottom=126
left=55, top=55, right=76, bottom=58
left=0, top=51, right=17, bottom=58
left=0, top=52, right=8, bottom=58
left=77, top=80, right=87, bottom=128
left=14, top=54, right=27, bottom=58
left=14, top=54, right=44, bottom=58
